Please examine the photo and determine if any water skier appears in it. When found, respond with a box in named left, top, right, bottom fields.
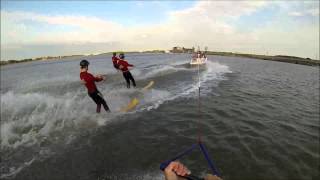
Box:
left=117, top=53, right=136, bottom=88
left=80, top=59, right=110, bottom=113
left=112, top=52, right=121, bottom=70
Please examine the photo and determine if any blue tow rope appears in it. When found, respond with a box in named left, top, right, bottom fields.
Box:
left=199, top=142, right=220, bottom=176
left=160, top=144, right=198, bottom=171
left=160, top=57, right=221, bottom=179
left=160, top=142, right=220, bottom=177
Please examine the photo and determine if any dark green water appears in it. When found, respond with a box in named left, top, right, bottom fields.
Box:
left=1, top=54, right=319, bottom=179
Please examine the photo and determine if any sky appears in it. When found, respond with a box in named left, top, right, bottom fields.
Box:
left=1, top=0, right=319, bottom=60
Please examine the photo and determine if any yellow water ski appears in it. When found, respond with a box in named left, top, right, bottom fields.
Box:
left=120, top=98, right=139, bottom=112
left=142, top=80, right=154, bottom=90
left=120, top=81, right=154, bottom=112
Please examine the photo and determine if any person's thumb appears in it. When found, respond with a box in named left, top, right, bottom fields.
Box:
left=204, top=174, right=222, bottom=180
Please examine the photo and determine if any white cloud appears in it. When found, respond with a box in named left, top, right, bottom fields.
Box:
left=1, top=1, right=319, bottom=60
left=307, top=8, right=319, bottom=16
left=1, top=10, right=125, bottom=44
left=1, top=1, right=269, bottom=45
left=288, top=12, right=304, bottom=17
left=282, top=0, right=319, bottom=17
left=2, top=11, right=120, bottom=29
left=289, top=8, right=319, bottom=17
left=170, top=1, right=268, bottom=19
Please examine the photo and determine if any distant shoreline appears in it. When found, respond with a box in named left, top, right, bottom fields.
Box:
left=205, top=51, right=320, bottom=66
left=1, top=50, right=319, bottom=67
left=0, top=55, right=85, bottom=66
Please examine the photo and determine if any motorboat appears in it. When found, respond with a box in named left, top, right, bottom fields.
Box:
left=190, top=57, right=207, bottom=65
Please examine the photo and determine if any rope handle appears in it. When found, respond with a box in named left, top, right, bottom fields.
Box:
left=160, top=144, right=198, bottom=171
left=160, top=143, right=221, bottom=177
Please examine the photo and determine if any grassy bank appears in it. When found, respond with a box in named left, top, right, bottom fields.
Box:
left=206, top=51, right=320, bottom=66
left=0, top=55, right=84, bottom=66
left=1, top=50, right=319, bottom=67
left=0, top=51, right=166, bottom=67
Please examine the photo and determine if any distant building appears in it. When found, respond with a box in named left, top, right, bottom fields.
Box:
left=170, top=47, right=183, bottom=53
left=170, top=46, right=195, bottom=53
left=182, top=47, right=195, bottom=53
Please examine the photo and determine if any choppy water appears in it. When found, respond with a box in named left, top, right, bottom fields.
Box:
left=1, top=53, right=319, bottom=180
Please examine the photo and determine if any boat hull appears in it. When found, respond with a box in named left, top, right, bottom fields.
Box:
left=190, top=57, right=207, bottom=65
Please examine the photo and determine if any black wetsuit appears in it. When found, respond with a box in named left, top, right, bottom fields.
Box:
left=88, top=90, right=110, bottom=113
left=117, top=59, right=136, bottom=88
left=123, top=71, right=136, bottom=88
